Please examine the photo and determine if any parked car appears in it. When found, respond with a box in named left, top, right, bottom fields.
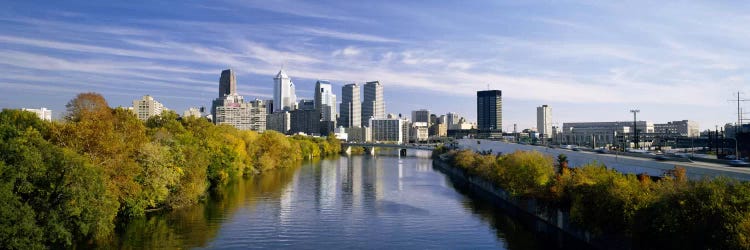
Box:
left=727, top=160, right=750, bottom=167
left=595, top=148, right=608, bottom=154
left=654, top=155, right=670, bottom=161
left=572, top=148, right=581, bottom=151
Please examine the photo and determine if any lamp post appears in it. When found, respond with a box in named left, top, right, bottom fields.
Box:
left=630, top=109, right=640, bottom=149
left=727, top=137, right=739, bottom=160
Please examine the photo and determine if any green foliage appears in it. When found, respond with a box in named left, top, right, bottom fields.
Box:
left=0, top=93, right=340, bottom=248
left=444, top=148, right=750, bottom=248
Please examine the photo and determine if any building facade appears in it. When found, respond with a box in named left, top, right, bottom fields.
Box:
left=654, top=120, right=700, bottom=137
left=370, top=118, right=404, bottom=144
left=314, top=80, right=337, bottom=122
left=477, top=90, right=502, bottom=132
left=411, top=122, right=429, bottom=142
left=266, top=111, right=291, bottom=134
left=339, top=83, right=361, bottom=128
left=298, top=99, right=315, bottom=111
left=290, top=109, right=321, bottom=135
left=362, top=81, right=385, bottom=125
left=536, top=105, right=552, bottom=140
left=411, top=109, right=431, bottom=124
left=22, top=107, right=52, bottom=121
left=212, top=69, right=267, bottom=131
left=273, top=69, right=297, bottom=112
left=132, top=95, right=165, bottom=121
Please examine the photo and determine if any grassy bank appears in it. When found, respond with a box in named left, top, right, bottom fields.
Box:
left=0, top=93, right=340, bottom=249
left=434, top=146, right=750, bottom=249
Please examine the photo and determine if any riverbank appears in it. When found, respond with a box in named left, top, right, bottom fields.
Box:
left=432, top=147, right=750, bottom=249
left=0, top=93, right=341, bottom=249
left=432, top=156, right=610, bottom=249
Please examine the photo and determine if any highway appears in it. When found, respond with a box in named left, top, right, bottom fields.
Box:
left=457, top=139, right=750, bottom=181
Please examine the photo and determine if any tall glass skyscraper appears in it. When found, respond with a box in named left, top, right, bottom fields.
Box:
left=273, top=69, right=297, bottom=112
left=477, top=90, right=502, bottom=132
left=362, top=81, right=385, bottom=126
left=340, top=83, right=361, bottom=128
left=314, top=80, right=336, bottom=122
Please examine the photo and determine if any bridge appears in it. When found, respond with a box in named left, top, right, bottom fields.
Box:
left=341, top=142, right=439, bottom=155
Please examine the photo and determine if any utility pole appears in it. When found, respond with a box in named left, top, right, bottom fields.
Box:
left=630, top=109, right=640, bottom=149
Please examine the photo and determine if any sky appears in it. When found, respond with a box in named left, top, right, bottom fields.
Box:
left=1, top=0, right=749, bottom=130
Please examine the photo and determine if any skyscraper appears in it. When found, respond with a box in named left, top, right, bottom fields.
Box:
left=411, top=109, right=430, bottom=123
left=219, top=69, right=236, bottom=97
left=273, top=69, right=297, bottom=112
left=362, top=81, right=384, bottom=126
left=340, top=83, right=361, bottom=128
left=212, top=69, right=267, bottom=131
left=477, top=90, right=502, bottom=131
left=314, top=80, right=337, bottom=122
left=537, top=104, right=552, bottom=139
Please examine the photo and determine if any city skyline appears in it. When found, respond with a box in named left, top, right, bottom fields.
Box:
left=1, top=1, right=750, bottom=130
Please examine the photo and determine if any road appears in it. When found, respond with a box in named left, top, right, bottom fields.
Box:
left=458, top=139, right=750, bottom=181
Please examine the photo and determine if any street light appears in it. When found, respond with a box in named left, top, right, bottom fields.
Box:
left=630, top=109, right=640, bottom=149
left=727, top=137, right=739, bottom=160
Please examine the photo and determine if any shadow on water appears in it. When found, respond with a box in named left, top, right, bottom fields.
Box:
left=99, top=164, right=302, bottom=249
left=438, top=166, right=595, bottom=250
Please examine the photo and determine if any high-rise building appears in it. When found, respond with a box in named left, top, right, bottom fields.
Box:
left=219, top=69, right=236, bottom=98
left=536, top=105, right=552, bottom=139
left=273, top=69, right=297, bottom=112
left=314, top=80, right=337, bottom=122
left=22, top=107, right=52, bottom=121
left=132, top=95, right=165, bottom=121
left=298, top=99, right=315, bottom=111
left=211, top=69, right=267, bottom=131
left=411, top=109, right=430, bottom=124
left=290, top=109, right=321, bottom=135
left=477, top=90, right=502, bottom=131
left=267, top=111, right=291, bottom=134
left=446, top=112, right=460, bottom=129
left=362, top=81, right=385, bottom=126
left=340, top=83, right=361, bottom=128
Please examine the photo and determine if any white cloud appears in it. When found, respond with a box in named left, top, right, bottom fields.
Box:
left=332, top=46, right=361, bottom=57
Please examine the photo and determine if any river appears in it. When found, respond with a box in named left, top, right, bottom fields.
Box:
left=103, top=151, right=588, bottom=249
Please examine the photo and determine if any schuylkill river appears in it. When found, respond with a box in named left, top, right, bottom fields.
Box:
left=105, top=151, right=586, bottom=249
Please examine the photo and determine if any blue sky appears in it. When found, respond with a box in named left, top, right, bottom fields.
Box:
left=1, top=0, right=749, bottom=130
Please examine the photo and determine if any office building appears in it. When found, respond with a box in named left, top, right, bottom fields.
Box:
left=477, top=90, right=502, bottom=132
left=430, top=123, right=447, bottom=137
left=362, top=81, right=385, bottom=125
left=290, top=109, right=321, bottom=135
left=370, top=118, right=405, bottom=144
left=273, top=69, right=297, bottom=111
left=298, top=99, right=315, bottom=111
left=561, top=121, right=654, bottom=148
left=537, top=105, right=552, bottom=140
left=315, top=80, right=337, bottom=122
left=340, top=83, right=361, bottom=128
left=654, top=120, right=700, bottom=137
left=411, top=109, right=430, bottom=124
left=267, top=111, right=291, bottom=134
left=411, top=122, right=429, bottom=142
left=132, top=95, right=165, bottom=121
left=22, top=107, right=52, bottom=121
left=211, top=69, right=267, bottom=131
left=446, top=112, right=461, bottom=129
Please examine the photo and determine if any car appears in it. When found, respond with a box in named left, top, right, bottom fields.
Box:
left=572, top=148, right=581, bottom=151
left=595, top=148, right=608, bottom=154
left=727, top=160, right=750, bottom=167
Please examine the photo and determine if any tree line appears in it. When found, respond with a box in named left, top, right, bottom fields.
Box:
left=435, top=147, right=750, bottom=249
left=0, top=92, right=340, bottom=249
